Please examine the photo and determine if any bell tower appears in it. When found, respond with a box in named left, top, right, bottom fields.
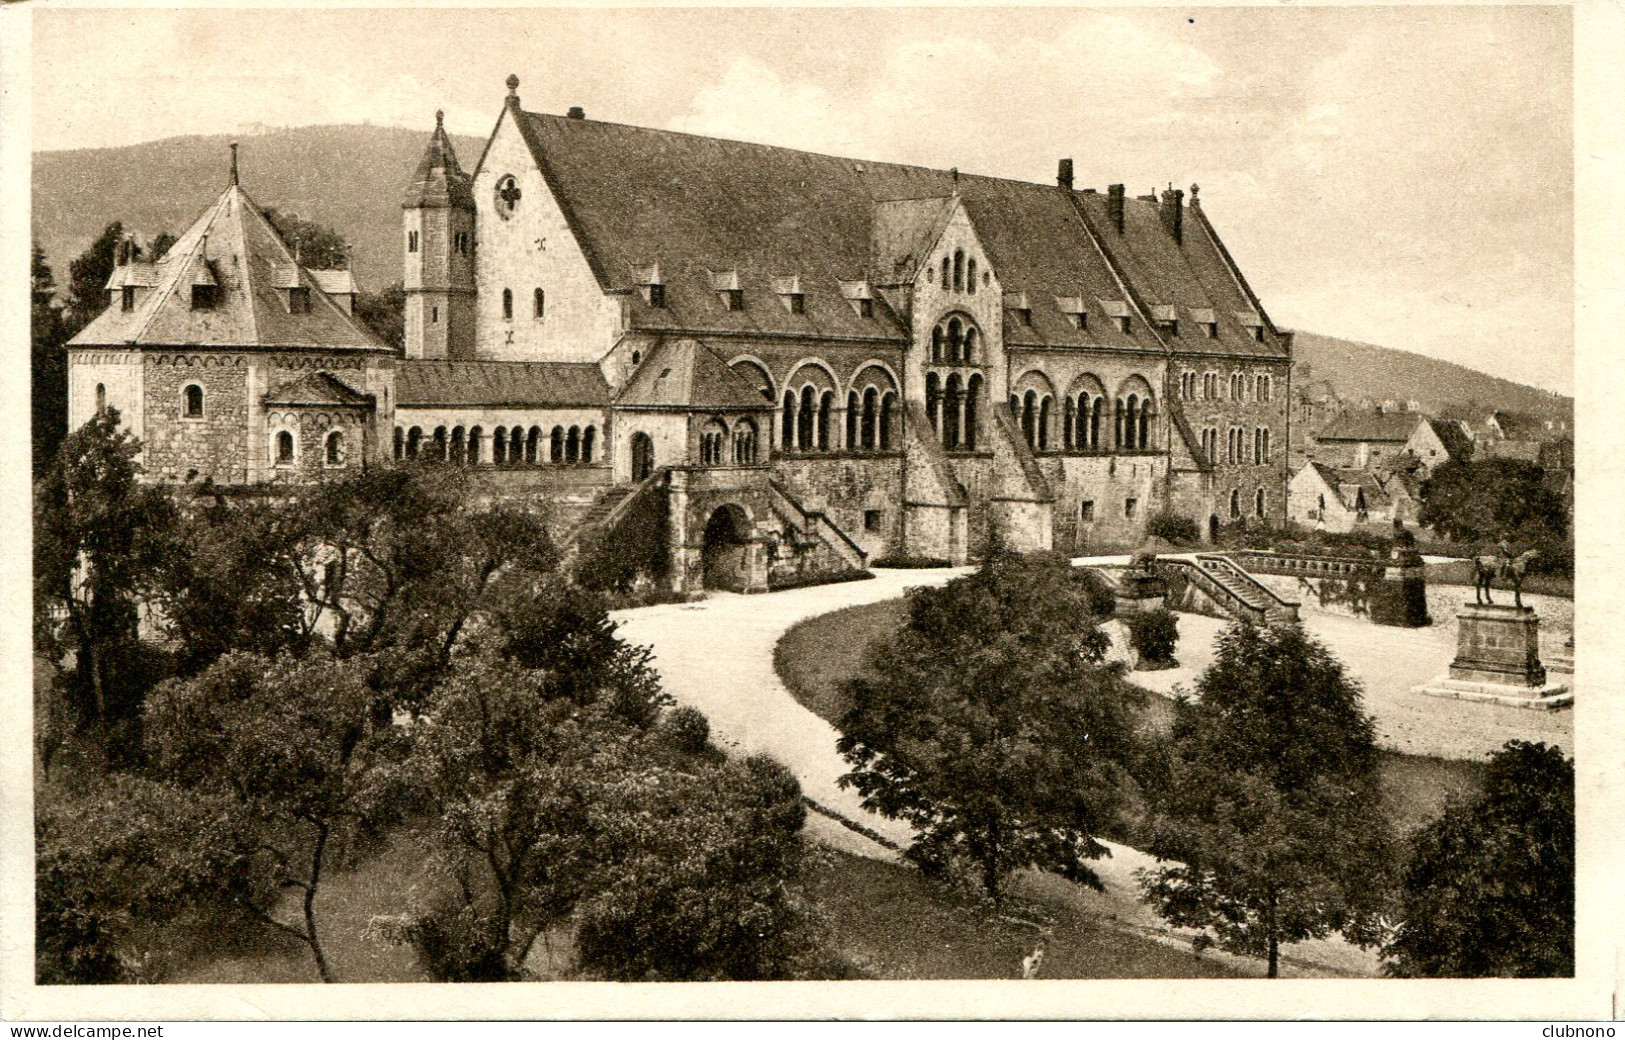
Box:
left=403, top=110, right=476, bottom=360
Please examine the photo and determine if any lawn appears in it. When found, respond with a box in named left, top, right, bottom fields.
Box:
left=775, top=597, right=1484, bottom=836
left=164, top=823, right=1244, bottom=982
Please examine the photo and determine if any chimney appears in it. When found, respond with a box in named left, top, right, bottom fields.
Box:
left=505, top=73, right=521, bottom=109
left=1107, top=184, right=1125, bottom=233
left=1160, top=185, right=1184, bottom=244
left=567, top=106, right=585, bottom=120
left=1057, top=158, right=1074, bottom=190
left=230, top=142, right=239, bottom=186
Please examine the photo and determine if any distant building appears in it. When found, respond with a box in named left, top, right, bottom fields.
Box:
left=1309, top=411, right=1470, bottom=477
left=1288, top=461, right=1394, bottom=533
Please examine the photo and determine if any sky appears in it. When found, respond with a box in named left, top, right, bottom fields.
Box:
left=30, top=6, right=1575, bottom=395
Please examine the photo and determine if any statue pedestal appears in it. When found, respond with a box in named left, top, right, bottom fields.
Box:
left=1412, top=603, right=1571, bottom=709
left=1115, top=570, right=1167, bottom=617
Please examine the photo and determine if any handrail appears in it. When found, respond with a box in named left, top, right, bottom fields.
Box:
left=1195, top=554, right=1301, bottom=614
left=1159, top=557, right=1269, bottom=625
left=766, top=478, right=869, bottom=569
left=563, top=466, right=668, bottom=552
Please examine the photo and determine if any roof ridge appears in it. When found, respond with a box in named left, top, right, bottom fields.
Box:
left=522, top=108, right=1088, bottom=198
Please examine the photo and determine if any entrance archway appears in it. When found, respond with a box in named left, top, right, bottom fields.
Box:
left=1209, top=514, right=1221, bottom=542
left=701, top=504, right=753, bottom=591
left=631, top=431, right=654, bottom=481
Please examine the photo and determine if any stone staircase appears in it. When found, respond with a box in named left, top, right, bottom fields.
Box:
left=1161, top=554, right=1299, bottom=626
left=562, top=470, right=665, bottom=557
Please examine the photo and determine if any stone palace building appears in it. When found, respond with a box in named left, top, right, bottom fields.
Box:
left=68, top=75, right=1293, bottom=594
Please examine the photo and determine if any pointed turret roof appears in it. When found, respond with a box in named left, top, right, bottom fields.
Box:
left=403, top=110, right=475, bottom=210
left=69, top=157, right=391, bottom=353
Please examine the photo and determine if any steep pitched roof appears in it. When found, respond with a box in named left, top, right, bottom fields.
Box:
left=871, top=197, right=956, bottom=286
left=69, top=182, right=391, bottom=353
left=615, top=338, right=774, bottom=410
left=264, top=371, right=372, bottom=407
left=404, top=111, right=475, bottom=210
left=1423, top=417, right=1474, bottom=460
left=1315, top=411, right=1421, bottom=443
left=396, top=360, right=609, bottom=408
left=505, top=111, right=1280, bottom=358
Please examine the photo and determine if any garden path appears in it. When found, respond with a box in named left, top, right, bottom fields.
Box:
left=612, top=564, right=1387, bottom=977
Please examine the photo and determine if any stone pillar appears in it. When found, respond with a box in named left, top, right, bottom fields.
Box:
left=742, top=537, right=768, bottom=594
left=1369, top=546, right=1430, bottom=627
left=667, top=469, right=692, bottom=595
left=1115, top=566, right=1167, bottom=617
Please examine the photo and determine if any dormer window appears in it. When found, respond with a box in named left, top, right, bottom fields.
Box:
left=1099, top=299, right=1132, bottom=335
left=773, top=276, right=805, bottom=314
left=710, top=270, right=743, bottom=311
left=1235, top=311, right=1266, bottom=343
left=1006, top=291, right=1033, bottom=327
left=287, top=286, right=311, bottom=314
left=633, top=262, right=666, bottom=308
left=838, top=279, right=875, bottom=318
left=191, top=284, right=217, bottom=311
left=1150, top=304, right=1178, bottom=336
left=121, top=286, right=136, bottom=312
left=1055, top=296, right=1087, bottom=331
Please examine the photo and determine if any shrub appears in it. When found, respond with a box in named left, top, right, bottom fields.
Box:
left=662, top=705, right=711, bottom=755
left=870, top=554, right=953, bottom=569
left=1145, top=512, right=1200, bottom=546
left=1125, top=607, right=1179, bottom=666
left=1074, top=567, right=1117, bottom=617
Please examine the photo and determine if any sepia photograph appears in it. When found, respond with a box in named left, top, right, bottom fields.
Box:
left=6, top=1, right=1608, bottom=1022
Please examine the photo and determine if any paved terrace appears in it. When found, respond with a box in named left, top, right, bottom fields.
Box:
left=611, top=560, right=1573, bottom=976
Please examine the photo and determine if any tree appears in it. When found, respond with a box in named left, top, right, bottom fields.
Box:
left=390, top=656, right=638, bottom=980
left=490, top=577, right=667, bottom=728
left=391, top=655, right=800, bottom=981
left=32, top=242, right=69, bottom=480
left=34, top=409, right=177, bottom=731
left=1419, top=457, right=1568, bottom=545
left=263, top=208, right=350, bottom=270
left=152, top=497, right=318, bottom=676
left=143, top=651, right=411, bottom=982
left=355, top=281, right=406, bottom=352
left=1136, top=622, right=1394, bottom=977
left=1125, top=607, right=1179, bottom=668
left=148, top=230, right=177, bottom=260
left=36, top=775, right=266, bottom=983
left=836, top=551, right=1140, bottom=905
left=64, top=221, right=124, bottom=336
left=1384, top=741, right=1573, bottom=978
left=573, top=753, right=813, bottom=981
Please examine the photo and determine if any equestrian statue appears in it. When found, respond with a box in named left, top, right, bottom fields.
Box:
left=1473, top=540, right=1540, bottom=608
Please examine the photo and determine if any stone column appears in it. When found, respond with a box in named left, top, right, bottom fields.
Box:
left=667, top=469, right=693, bottom=595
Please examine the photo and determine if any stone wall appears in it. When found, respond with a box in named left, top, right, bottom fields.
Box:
left=771, top=453, right=904, bottom=560
left=141, top=352, right=252, bottom=483
left=471, top=109, right=625, bottom=362
left=68, top=349, right=145, bottom=444
left=1041, top=452, right=1166, bottom=553
left=1170, top=356, right=1291, bottom=532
